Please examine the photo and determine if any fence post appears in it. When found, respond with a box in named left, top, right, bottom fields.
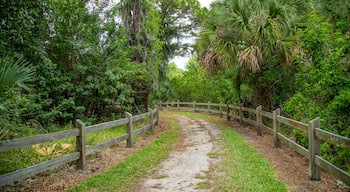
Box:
left=256, top=105, right=263, bottom=136
left=193, top=101, right=196, bottom=112
left=125, top=112, right=133, bottom=148
left=239, top=103, right=243, bottom=125
left=149, top=108, right=155, bottom=134
left=75, top=119, right=86, bottom=170
left=226, top=103, right=231, bottom=121
left=219, top=103, right=223, bottom=118
left=208, top=101, right=211, bottom=114
left=177, top=100, right=179, bottom=111
left=309, top=118, right=321, bottom=180
left=273, top=108, right=281, bottom=148
left=159, top=101, right=162, bottom=110
left=156, top=105, right=160, bottom=125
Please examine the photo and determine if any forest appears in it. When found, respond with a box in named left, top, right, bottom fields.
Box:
left=0, top=0, right=201, bottom=135
left=0, top=0, right=349, bottom=174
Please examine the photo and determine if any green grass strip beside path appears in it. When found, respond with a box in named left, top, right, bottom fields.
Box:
left=67, top=117, right=180, bottom=192
left=169, top=111, right=288, bottom=192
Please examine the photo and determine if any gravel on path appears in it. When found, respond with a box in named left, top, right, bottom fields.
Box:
left=140, top=115, right=222, bottom=192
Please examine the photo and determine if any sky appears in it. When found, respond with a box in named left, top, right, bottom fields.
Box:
left=170, top=0, right=214, bottom=70
left=199, top=0, right=213, bottom=9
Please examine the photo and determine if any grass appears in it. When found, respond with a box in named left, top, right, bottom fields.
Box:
left=207, top=151, right=221, bottom=159
left=0, top=121, right=148, bottom=175
left=66, top=116, right=180, bottom=192
left=196, top=181, right=211, bottom=189
left=166, top=111, right=288, bottom=192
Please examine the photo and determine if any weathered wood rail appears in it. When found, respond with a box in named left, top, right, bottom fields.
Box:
left=0, top=108, right=159, bottom=187
left=160, top=101, right=350, bottom=185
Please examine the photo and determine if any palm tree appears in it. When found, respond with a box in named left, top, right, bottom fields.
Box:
left=196, top=0, right=311, bottom=108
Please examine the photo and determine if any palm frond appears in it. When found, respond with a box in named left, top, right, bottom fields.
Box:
left=199, top=33, right=236, bottom=73
left=0, top=56, right=36, bottom=94
left=237, top=45, right=262, bottom=72
left=197, top=0, right=307, bottom=74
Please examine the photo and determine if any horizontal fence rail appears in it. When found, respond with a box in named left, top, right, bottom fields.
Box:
left=160, top=101, right=350, bottom=185
left=0, top=129, right=80, bottom=152
left=277, top=115, right=309, bottom=132
left=0, top=108, right=159, bottom=187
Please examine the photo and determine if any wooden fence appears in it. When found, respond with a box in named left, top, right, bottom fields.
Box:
left=0, top=108, right=159, bottom=187
left=160, top=101, right=350, bottom=185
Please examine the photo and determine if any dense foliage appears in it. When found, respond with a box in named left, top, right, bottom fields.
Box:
left=166, top=57, right=238, bottom=103
left=167, top=0, right=349, bottom=172
left=284, top=13, right=350, bottom=170
left=0, top=0, right=201, bottom=139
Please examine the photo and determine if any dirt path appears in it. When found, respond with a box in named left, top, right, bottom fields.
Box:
left=140, top=115, right=222, bottom=192
left=143, top=114, right=346, bottom=192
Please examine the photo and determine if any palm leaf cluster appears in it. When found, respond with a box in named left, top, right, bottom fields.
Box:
left=196, top=0, right=311, bottom=73
left=237, top=45, right=262, bottom=72
left=0, top=56, right=35, bottom=95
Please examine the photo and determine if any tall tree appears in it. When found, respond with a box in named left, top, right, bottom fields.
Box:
left=196, top=0, right=312, bottom=109
left=118, top=0, right=202, bottom=105
left=120, top=0, right=145, bottom=63
left=156, top=0, right=201, bottom=78
left=118, top=0, right=165, bottom=109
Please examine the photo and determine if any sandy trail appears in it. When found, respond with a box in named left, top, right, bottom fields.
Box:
left=140, top=115, right=221, bottom=192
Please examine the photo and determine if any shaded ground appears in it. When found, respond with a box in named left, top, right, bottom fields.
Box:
left=1, top=112, right=347, bottom=191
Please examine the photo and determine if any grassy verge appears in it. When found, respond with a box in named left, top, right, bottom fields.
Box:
left=67, top=116, right=180, bottom=192
left=0, top=121, right=147, bottom=175
left=166, top=111, right=288, bottom=192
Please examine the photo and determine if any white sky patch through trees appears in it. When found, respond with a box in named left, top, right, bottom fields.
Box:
left=170, top=0, right=214, bottom=70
